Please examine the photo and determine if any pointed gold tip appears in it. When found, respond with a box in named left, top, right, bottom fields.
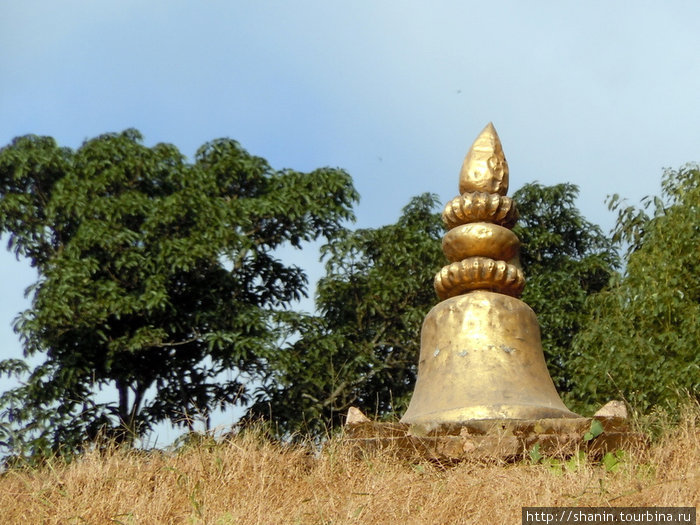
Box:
left=459, top=122, right=509, bottom=196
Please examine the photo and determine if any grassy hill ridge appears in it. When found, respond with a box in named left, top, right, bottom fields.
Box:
left=1, top=405, right=698, bottom=524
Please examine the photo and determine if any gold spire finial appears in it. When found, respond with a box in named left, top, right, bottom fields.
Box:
left=459, top=122, right=509, bottom=196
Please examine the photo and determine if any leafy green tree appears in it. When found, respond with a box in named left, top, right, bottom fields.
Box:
left=512, top=183, right=619, bottom=394
left=569, top=164, right=699, bottom=415
left=248, top=194, right=444, bottom=435
left=0, top=130, right=357, bottom=460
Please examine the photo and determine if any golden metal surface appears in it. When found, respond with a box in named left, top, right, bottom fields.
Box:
left=443, top=192, right=519, bottom=230
left=442, top=223, right=519, bottom=263
left=459, top=122, right=509, bottom=196
left=401, top=122, right=576, bottom=425
left=434, top=256, right=525, bottom=299
left=401, top=292, right=577, bottom=425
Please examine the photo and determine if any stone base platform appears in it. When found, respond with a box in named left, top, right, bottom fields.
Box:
left=343, top=415, right=645, bottom=462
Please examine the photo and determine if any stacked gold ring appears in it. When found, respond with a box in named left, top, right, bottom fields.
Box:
left=442, top=192, right=519, bottom=230
left=442, top=223, right=520, bottom=262
left=435, top=257, right=525, bottom=299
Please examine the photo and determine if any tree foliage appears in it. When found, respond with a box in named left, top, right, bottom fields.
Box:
left=569, top=164, right=699, bottom=415
left=0, top=130, right=357, bottom=460
left=248, top=194, right=444, bottom=435
left=512, top=183, right=619, bottom=394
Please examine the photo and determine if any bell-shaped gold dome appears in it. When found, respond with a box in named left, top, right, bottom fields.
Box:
left=402, top=123, right=577, bottom=426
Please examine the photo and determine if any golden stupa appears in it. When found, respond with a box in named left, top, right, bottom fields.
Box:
left=401, top=123, right=577, bottom=425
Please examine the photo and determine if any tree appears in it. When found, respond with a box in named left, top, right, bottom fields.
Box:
left=512, top=183, right=619, bottom=394
left=247, top=194, right=444, bottom=436
left=250, top=183, right=616, bottom=436
left=569, top=164, right=699, bottom=416
left=0, top=130, right=357, bottom=461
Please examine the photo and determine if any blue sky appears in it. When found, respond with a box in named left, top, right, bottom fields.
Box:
left=1, top=1, right=699, bottom=441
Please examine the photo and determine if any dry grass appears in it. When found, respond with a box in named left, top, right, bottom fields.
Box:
left=1, top=407, right=698, bottom=524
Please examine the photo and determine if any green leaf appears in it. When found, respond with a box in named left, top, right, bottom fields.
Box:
left=583, top=419, right=604, bottom=442
left=565, top=450, right=587, bottom=472
left=602, top=451, right=622, bottom=472
left=529, top=443, right=543, bottom=464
